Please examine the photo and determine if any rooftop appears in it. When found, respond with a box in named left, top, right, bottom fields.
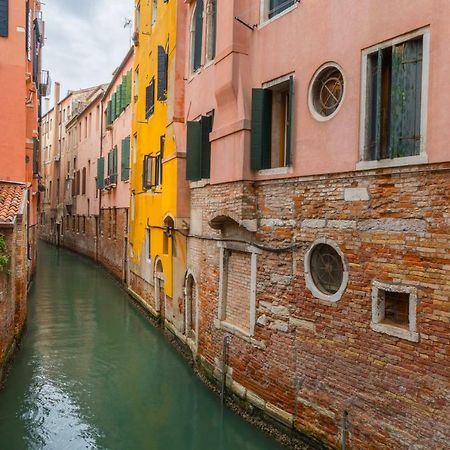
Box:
left=0, top=182, right=26, bottom=225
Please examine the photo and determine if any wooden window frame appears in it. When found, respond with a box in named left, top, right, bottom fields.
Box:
left=358, top=27, right=430, bottom=170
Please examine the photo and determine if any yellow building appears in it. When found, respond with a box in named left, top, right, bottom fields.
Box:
left=128, top=0, right=188, bottom=335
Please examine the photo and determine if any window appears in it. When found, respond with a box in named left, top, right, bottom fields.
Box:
left=121, top=136, right=131, bottom=181
left=186, top=115, right=212, bottom=181
left=97, top=156, right=105, bottom=190
left=146, top=228, right=152, bottom=260
left=309, top=63, right=345, bottom=120
left=251, top=76, right=294, bottom=170
left=76, top=170, right=81, bottom=195
left=154, top=136, right=165, bottom=187
left=362, top=31, right=428, bottom=163
left=143, top=155, right=154, bottom=190
left=152, top=0, right=157, bottom=29
left=304, top=239, right=348, bottom=303
left=190, top=0, right=203, bottom=73
left=134, top=67, right=139, bottom=101
left=217, top=241, right=261, bottom=338
left=81, top=167, right=86, bottom=195
left=157, top=45, right=168, bottom=101
left=107, top=147, right=118, bottom=185
left=205, top=0, right=217, bottom=62
left=263, top=0, right=296, bottom=21
left=145, top=79, right=155, bottom=119
left=0, top=0, right=9, bottom=37
left=185, top=273, right=198, bottom=341
left=371, top=281, right=419, bottom=342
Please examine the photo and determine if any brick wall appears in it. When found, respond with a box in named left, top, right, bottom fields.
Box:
left=224, top=250, right=251, bottom=333
left=187, top=163, right=450, bottom=449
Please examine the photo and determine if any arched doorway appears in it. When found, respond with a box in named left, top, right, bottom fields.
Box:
left=185, top=272, right=198, bottom=341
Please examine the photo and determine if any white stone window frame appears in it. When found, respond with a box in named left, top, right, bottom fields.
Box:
left=184, top=270, right=199, bottom=353
left=304, top=238, right=349, bottom=304
left=357, top=27, right=430, bottom=171
left=154, top=256, right=164, bottom=314
left=259, top=0, right=299, bottom=28
left=371, top=281, right=419, bottom=342
left=308, top=62, right=346, bottom=122
left=216, top=241, right=261, bottom=339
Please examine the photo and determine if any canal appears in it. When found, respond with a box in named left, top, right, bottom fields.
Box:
left=0, top=242, right=285, bottom=450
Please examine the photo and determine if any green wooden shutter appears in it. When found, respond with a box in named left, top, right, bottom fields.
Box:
left=200, top=116, right=212, bottom=179
left=115, top=89, right=120, bottom=118
left=111, top=93, right=116, bottom=121
left=285, top=76, right=294, bottom=166
left=121, top=137, right=130, bottom=181
left=251, top=88, right=272, bottom=170
left=389, top=38, right=423, bottom=158
left=157, top=45, right=168, bottom=101
left=111, top=147, right=118, bottom=184
left=107, top=100, right=112, bottom=125
left=0, top=0, right=8, bottom=37
left=186, top=121, right=202, bottom=181
left=97, top=157, right=105, bottom=189
left=125, top=71, right=131, bottom=106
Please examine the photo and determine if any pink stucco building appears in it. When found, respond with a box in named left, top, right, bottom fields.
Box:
left=182, top=1, right=450, bottom=449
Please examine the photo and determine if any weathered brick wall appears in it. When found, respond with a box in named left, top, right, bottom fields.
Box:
left=98, top=208, right=128, bottom=280
left=187, top=163, right=450, bottom=449
left=224, top=250, right=252, bottom=332
left=0, top=218, right=28, bottom=376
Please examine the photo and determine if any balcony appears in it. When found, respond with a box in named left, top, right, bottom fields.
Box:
left=40, top=70, right=51, bottom=97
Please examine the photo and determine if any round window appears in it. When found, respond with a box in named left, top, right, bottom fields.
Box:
left=310, top=244, right=344, bottom=295
left=309, top=64, right=345, bottom=120
left=304, top=239, right=348, bottom=303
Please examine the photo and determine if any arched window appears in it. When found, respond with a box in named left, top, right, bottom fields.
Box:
left=185, top=273, right=197, bottom=339
left=205, top=0, right=217, bottom=62
left=190, top=0, right=204, bottom=73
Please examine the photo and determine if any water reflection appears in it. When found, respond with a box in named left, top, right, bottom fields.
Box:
left=0, top=243, right=284, bottom=450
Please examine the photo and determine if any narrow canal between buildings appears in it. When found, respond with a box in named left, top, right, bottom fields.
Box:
left=0, top=242, right=285, bottom=450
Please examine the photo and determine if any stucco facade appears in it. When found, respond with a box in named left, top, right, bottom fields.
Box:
left=128, top=0, right=189, bottom=332
left=181, top=1, right=450, bottom=448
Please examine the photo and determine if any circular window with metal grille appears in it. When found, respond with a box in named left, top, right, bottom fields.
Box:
left=304, top=238, right=348, bottom=303
left=309, top=63, right=345, bottom=120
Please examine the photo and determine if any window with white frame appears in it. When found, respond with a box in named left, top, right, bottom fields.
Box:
left=371, top=281, right=419, bottom=342
left=262, top=0, right=296, bottom=22
left=360, top=28, right=429, bottom=165
left=217, top=241, right=260, bottom=338
left=190, top=0, right=203, bottom=73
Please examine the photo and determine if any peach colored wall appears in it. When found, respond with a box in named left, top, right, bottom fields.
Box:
left=0, top=1, right=26, bottom=182
left=73, top=94, right=102, bottom=217
left=101, top=53, right=133, bottom=210
left=185, top=0, right=450, bottom=184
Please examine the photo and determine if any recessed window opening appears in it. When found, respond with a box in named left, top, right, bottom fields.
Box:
left=205, top=0, right=217, bottom=62
left=382, top=291, right=410, bottom=327
left=190, top=0, right=204, bottom=73
left=267, top=0, right=295, bottom=20
left=365, top=35, right=424, bottom=161
left=251, top=76, right=294, bottom=170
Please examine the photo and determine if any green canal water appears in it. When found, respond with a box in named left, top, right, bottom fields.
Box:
left=0, top=242, right=284, bottom=450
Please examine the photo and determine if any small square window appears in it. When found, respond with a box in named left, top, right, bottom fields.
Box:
left=383, top=291, right=409, bottom=327
left=371, top=281, right=419, bottom=342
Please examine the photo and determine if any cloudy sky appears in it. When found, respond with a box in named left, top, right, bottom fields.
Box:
left=43, top=0, right=134, bottom=106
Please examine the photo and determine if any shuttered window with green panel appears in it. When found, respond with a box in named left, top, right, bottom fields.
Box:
left=0, top=0, right=8, bottom=37
left=121, top=136, right=131, bottom=181
left=186, top=116, right=212, bottom=181
left=96, top=157, right=105, bottom=190
left=365, top=37, right=423, bottom=160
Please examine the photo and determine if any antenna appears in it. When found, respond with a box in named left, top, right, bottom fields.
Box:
left=124, top=18, right=132, bottom=47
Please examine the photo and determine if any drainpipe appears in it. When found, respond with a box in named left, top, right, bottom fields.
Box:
left=97, top=98, right=104, bottom=263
